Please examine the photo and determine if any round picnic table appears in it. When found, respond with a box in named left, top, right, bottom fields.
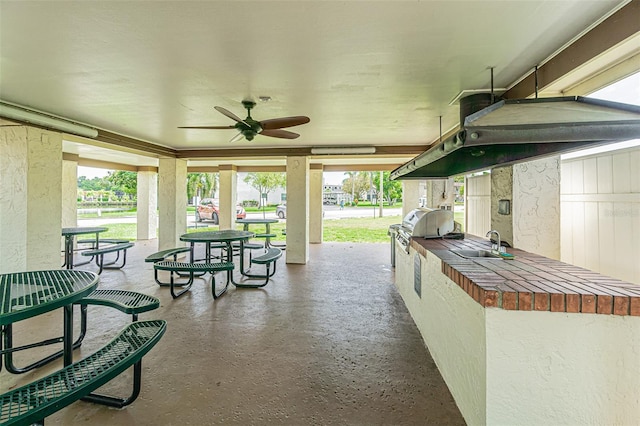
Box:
left=61, top=227, right=108, bottom=269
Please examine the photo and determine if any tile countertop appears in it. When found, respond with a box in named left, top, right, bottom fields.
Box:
left=410, top=236, right=640, bottom=316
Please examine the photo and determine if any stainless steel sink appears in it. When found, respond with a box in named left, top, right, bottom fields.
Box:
left=451, top=249, right=502, bottom=259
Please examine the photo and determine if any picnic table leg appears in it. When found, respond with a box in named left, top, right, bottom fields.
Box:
left=63, top=304, right=74, bottom=366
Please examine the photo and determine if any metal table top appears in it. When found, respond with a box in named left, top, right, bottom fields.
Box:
left=61, top=227, right=108, bottom=237
left=180, top=230, right=254, bottom=243
left=0, top=270, right=99, bottom=325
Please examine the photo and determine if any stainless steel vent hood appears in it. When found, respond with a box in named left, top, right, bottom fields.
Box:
left=390, top=95, right=640, bottom=180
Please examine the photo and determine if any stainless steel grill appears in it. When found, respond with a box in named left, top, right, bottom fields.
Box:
left=391, top=208, right=457, bottom=255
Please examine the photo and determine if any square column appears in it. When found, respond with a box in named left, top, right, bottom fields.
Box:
left=218, top=165, right=238, bottom=230
left=62, top=154, right=79, bottom=229
left=309, top=164, right=323, bottom=244
left=286, top=156, right=310, bottom=264
left=137, top=167, right=158, bottom=240
left=402, top=180, right=422, bottom=218
left=158, top=158, right=187, bottom=250
left=0, top=126, right=62, bottom=272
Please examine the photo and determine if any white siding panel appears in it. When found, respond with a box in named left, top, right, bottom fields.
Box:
left=584, top=202, right=600, bottom=272
left=630, top=150, right=640, bottom=193
left=560, top=201, right=573, bottom=262
left=597, top=156, right=613, bottom=194
left=561, top=146, right=640, bottom=284
left=583, top=158, right=598, bottom=194
left=598, top=202, right=617, bottom=279
left=571, top=161, right=584, bottom=194
left=612, top=152, right=631, bottom=194
left=571, top=201, right=586, bottom=267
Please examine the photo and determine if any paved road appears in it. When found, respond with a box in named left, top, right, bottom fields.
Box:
left=78, top=206, right=403, bottom=227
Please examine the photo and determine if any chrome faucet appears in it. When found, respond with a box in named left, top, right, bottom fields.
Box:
left=486, top=230, right=501, bottom=254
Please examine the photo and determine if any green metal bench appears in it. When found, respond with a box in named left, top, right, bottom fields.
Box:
left=81, top=242, right=134, bottom=274
left=0, top=320, right=166, bottom=425
left=3, top=290, right=160, bottom=375
left=144, top=247, right=192, bottom=287
left=235, top=247, right=282, bottom=288
left=153, top=261, right=234, bottom=299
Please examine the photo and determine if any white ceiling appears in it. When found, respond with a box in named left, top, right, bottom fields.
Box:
left=0, top=0, right=635, bottom=168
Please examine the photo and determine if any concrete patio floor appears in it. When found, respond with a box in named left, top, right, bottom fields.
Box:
left=2, top=241, right=465, bottom=425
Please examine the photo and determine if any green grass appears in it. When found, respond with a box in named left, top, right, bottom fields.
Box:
left=92, top=215, right=404, bottom=243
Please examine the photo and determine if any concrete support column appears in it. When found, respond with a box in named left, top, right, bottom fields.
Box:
left=62, top=154, right=79, bottom=229
left=425, top=178, right=455, bottom=209
left=137, top=167, right=158, bottom=240
left=158, top=158, right=187, bottom=250
left=513, top=156, right=561, bottom=259
left=490, top=156, right=561, bottom=259
left=286, top=156, right=309, bottom=264
left=218, top=165, right=238, bottom=230
left=402, top=180, right=422, bottom=218
left=309, top=164, right=323, bottom=244
left=0, top=126, right=62, bottom=272
left=490, top=166, right=514, bottom=247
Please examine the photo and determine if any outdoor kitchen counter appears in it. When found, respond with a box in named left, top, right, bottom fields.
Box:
left=410, top=235, right=640, bottom=316
left=395, top=235, right=640, bottom=425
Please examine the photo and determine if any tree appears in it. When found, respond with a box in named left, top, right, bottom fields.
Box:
left=372, top=171, right=402, bottom=205
left=342, top=172, right=371, bottom=202
left=106, top=170, right=137, bottom=200
left=187, top=173, right=217, bottom=201
left=243, top=172, right=286, bottom=206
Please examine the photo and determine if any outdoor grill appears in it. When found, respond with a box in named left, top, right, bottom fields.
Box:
left=392, top=208, right=456, bottom=254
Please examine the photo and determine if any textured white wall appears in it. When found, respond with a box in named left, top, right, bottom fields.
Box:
left=395, top=247, right=640, bottom=425
left=513, top=156, right=561, bottom=259
left=394, top=247, right=486, bottom=426
left=486, top=309, right=640, bottom=425
left=285, top=156, right=309, bottom=264
left=0, top=126, right=62, bottom=272
left=61, top=159, right=78, bottom=229
left=158, top=158, right=187, bottom=250
left=561, top=146, right=640, bottom=283
left=137, top=171, right=158, bottom=240
left=309, top=167, right=323, bottom=243
left=490, top=166, right=513, bottom=246
left=402, top=180, right=422, bottom=219
left=219, top=167, right=238, bottom=230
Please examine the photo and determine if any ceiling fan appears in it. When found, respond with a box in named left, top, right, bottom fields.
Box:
left=179, top=100, right=310, bottom=142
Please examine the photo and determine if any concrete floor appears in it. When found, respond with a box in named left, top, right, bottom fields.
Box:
left=2, top=241, right=465, bottom=425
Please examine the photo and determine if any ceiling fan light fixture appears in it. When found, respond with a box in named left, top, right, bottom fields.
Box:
left=311, top=146, right=376, bottom=155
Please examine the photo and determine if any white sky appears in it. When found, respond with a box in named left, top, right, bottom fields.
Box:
left=78, top=72, right=639, bottom=179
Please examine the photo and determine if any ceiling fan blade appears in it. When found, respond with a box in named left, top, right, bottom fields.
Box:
left=259, top=116, right=310, bottom=130
left=260, top=129, right=300, bottom=139
left=229, top=131, right=246, bottom=143
left=178, top=125, right=236, bottom=129
left=214, top=106, right=245, bottom=123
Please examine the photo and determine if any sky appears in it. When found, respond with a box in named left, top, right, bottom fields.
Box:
left=78, top=72, right=639, bottom=179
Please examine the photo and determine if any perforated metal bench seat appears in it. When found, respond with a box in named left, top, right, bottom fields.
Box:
left=144, top=247, right=191, bottom=263
left=77, top=238, right=130, bottom=245
left=153, top=261, right=234, bottom=299
left=81, top=242, right=134, bottom=274
left=0, top=320, right=166, bottom=425
left=3, top=289, right=160, bottom=375
left=235, top=248, right=282, bottom=288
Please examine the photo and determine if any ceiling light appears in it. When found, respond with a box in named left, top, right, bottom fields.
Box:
left=311, top=146, right=376, bottom=155
left=258, top=96, right=272, bottom=102
left=0, top=102, right=98, bottom=138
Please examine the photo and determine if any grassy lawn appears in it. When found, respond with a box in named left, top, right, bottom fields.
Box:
left=95, top=215, right=404, bottom=243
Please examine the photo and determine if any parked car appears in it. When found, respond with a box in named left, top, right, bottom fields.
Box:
left=276, top=203, right=286, bottom=219
left=196, top=198, right=246, bottom=224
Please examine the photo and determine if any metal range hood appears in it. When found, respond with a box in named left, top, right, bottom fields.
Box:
left=390, top=94, right=640, bottom=180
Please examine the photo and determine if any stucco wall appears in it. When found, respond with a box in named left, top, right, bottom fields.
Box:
left=394, top=246, right=486, bottom=425
left=513, top=156, right=561, bottom=259
left=395, top=247, right=640, bottom=425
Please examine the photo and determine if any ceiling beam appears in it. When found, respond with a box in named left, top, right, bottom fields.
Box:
left=503, top=0, right=640, bottom=99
